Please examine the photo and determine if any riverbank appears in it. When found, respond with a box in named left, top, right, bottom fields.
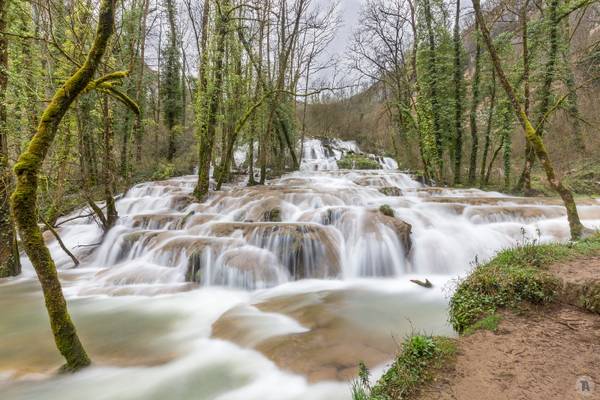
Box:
left=359, top=234, right=600, bottom=400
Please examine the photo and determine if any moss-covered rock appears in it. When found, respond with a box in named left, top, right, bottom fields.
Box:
left=378, top=186, right=403, bottom=197
left=379, top=204, right=395, bottom=218
left=337, top=154, right=381, bottom=170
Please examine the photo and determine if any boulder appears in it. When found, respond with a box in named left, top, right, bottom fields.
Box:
left=207, top=222, right=342, bottom=279
left=378, top=186, right=403, bottom=197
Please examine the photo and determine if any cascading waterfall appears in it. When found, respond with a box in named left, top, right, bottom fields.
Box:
left=1, top=138, right=599, bottom=400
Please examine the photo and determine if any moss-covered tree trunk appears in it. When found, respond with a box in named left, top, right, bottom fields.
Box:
left=422, top=0, right=444, bottom=180
left=9, top=0, right=117, bottom=371
left=194, top=0, right=228, bottom=199
left=102, top=96, right=118, bottom=230
left=518, top=0, right=558, bottom=194
left=0, top=0, right=21, bottom=278
left=452, top=0, right=464, bottom=184
left=473, top=0, right=583, bottom=240
left=468, top=20, right=482, bottom=185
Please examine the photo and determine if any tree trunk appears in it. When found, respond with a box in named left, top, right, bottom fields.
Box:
left=452, top=0, right=464, bottom=184
left=102, top=96, right=118, bottom=230
left=468, top=20, right=482, bottom=184
left=10, top=0, right=117, bottom=371
left=473, top=0, right=583, bottom=240
left=194, top=0, right=228, bottom=199
left=518, top=0, right=558, bottom=194
left=0, top=0, right=21, bottom=278
left=479, top=69, right=496, bottom=187
left=422, top=0, right=444, bottom=180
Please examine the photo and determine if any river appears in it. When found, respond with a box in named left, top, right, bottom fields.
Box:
left=1, top=139, right=599, bottom=399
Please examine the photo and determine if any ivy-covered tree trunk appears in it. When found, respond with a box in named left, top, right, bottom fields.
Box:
left=102, top=96, right=118, bottom=230
left=452, top=0, right=464, bottom=184
left=163, top=0, right=182, bottom=162
left=9, top=0, right=117, bottom=371
left=519, top=0, right=559, bottom=194
left=194, top=0, right=228, bottom=199
left=0, top=0, right=21, bottom=278
left=468, top=20, right=482, bottom=185
left=473, top=0, right=583, bottom=240
left=422, top=0, right=444, bottom=180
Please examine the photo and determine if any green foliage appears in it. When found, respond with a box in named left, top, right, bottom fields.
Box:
left=449, top=234, right=600, bottom=333
left=379, top=204, right=395, bottom=218
left=151, top=162, right=176, bottom=181
left=352, top=335, right=456, bottom=400
left=463, top=313, right=502, bottom=335
left=337, top=154, right=381, bottom=170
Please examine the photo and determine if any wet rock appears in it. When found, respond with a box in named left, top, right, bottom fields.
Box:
left=378, top=186, right=403, bottom=197
left=464, top=205, right=566, bottom=223
left=366, top=211, right=412, bottom=253
left=213, top=248, right=286, bottom=289
left=207, top=222, right=342, bottom=279
left=212, top=289, right=400, bottom=383
left=379, top=204, right=395, bottom=217
left=263, top=208, right=282, bottom=222
left=131, top=214, right=183, bottom=229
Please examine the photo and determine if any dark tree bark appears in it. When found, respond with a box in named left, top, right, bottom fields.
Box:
left=194, top=0, right=228, bottom=199
left=468, top=20, right=482, bottom=184
left=473, top=0, right=584, bottom=240
left=479, top=69, right=496, bottom=187
left=102, top=96, right=118, bottom=230
left=422, top=0, right=444, bottom=180
left=518, top=0, right=558, bottom=194
left=10, top=0, right=118, bottom=371
left=452, top=0, right=464, bottom=184
left=0, top=0, right=21, bottom=278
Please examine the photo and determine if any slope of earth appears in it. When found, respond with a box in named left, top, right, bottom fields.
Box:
left=416, top=254, right=600, bottom=400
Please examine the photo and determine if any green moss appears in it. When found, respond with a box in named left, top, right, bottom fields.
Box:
left=379, top=204, right=395, bottom=218
left=463, top=313, right=502, bottom=335
left=337, top=154, right=381, bottom=170
left=352, top=335, right=456, bottom=400
left=449, top=234, right=600, bottom=333
left=263, top=208, right=282, bottom=222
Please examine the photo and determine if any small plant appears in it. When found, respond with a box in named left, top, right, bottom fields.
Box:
left=351, top=362, right=372, bottom=400
left=379, top=204, right=395, bottom=218
left=352, top=335, right=456, bottom=400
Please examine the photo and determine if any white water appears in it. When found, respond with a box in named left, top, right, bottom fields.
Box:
left=1, top=138, right=599, bottom=399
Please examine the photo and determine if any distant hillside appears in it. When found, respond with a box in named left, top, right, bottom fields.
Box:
left=301, top=4, right=600, bottom=192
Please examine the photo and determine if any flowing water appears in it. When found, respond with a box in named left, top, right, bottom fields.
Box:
left=1, top=139, right=599, bottom=400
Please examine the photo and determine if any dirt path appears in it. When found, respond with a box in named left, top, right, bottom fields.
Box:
left=417, top=256, right=600, bottom=400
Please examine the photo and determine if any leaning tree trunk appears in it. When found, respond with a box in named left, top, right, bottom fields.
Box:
left=10, top=0, right=117, bottom=371
left=473, top=0, right=583, bottom=240
left=0, top=0, right=21, bottom=278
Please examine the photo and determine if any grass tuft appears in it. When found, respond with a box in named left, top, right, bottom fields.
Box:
left=352, top=335, right=456, bottom=400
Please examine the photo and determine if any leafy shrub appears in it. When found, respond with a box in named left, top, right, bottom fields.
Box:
left=337, top=154, right=381, bottom=170
left=352, top=336, right=456, bottom=400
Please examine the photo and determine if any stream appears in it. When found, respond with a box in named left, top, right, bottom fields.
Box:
left=1, top=139, right=599, bottom=400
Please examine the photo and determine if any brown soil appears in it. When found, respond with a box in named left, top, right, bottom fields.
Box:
left=417, top=256, right=600, bottom=400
